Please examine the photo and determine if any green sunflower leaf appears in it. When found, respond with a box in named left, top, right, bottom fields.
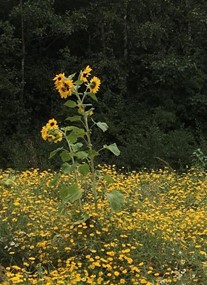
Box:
left=88, top=150, right=99, bottom=159
left=88, top=93, right=98, bottom=101
left=0, top=177, right=16, bottom=187
left=104, top=143, right=120, bottom=156
left=106, top=190, right=124, bottom=212
left=103, top=174, right=114, bottom=185
left=72, top=212, right=90, bottom=225
left=64, top=126, right=85, bottom=136
left=65, top=115, right=82, bottom=122
left=61, top=162, right=78, bottom=173
left=97, top=122, right=108, bottom=132
left=67, top=73, right=76, bottom=80
left=60, top=183, right=83, bottom=203
left=66, top=127, right=85, bottom=144
left=64, top=100, right=77, bottom=108
left=49, top=147, right=64, bottom=159
left=74, top=79, right=83, bottom=85
left=74, top=151, right=88, bottom=160
left=60, top=150, right=72, bottom=162
left=71, top=143, right=83, bottom=152
left=66, top=132, right=78, bottom=144
left=79, top=163, right=90, bottom=175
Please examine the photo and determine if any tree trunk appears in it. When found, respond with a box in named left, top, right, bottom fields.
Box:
left=124, top=0, right=129, bottom=60
left=20, top=0, right=25, bottom=104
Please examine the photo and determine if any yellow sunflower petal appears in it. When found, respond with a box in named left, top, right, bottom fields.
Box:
left=88, top=76, right=101, bottom=94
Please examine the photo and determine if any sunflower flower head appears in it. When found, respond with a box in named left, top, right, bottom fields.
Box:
left=41, top=126, right=48, bottom=141
left=41, top=119, right=63, bottom=143
left=53, top=73, right=65, bottom=90
left=80, top=65, right=92, bottom=82
left=46, top=129, right=63, bottom=143
left=46, top=118, right=58, bottom=130
left=47, top=134, right=56, bottom=143
left=59, top=79, right=74, bottom=99
left=53, top=130, right=63, bottom=143
left=88, top=76, right=101, bottom=94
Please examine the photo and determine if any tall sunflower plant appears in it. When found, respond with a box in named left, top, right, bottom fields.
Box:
left=41, top=66, right=124, bottom=221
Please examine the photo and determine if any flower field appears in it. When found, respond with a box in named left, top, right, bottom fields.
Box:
left=0, top=166, right=207, bottom=285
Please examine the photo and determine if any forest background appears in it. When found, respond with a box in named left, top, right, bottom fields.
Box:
left=1, top=0, right=207, bottom=171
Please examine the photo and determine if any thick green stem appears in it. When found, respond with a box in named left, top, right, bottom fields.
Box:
left=76, top=94, right=98, bottom=212
left=84, top=112, right=98, bottom=213
left=65, top=134, right=83, bottom=211
left=90, top=156, right=98, bottom=213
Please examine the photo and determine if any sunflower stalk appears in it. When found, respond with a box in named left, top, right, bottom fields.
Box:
left=77, top=93, right=98, bottom=212
left=41, top=66, right=122, bottom=219
left=83, top=109, right=98, bottom=213
left=64, top=132, right=83, bottom=212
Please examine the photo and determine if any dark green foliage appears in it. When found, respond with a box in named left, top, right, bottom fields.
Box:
left=1, top=0, right=207, bottom=170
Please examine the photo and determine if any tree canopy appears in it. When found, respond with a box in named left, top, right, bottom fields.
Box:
left=1, top=0, right=207, bottom=170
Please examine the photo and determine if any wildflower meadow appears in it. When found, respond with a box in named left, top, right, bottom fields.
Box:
left=1, top=167, right=207, bottom=284
left=1, top=67, right=207, bottom=285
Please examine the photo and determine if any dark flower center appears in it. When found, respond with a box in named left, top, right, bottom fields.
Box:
left=63, top=83, right=70, bottom=91
left=90, top=82, right=96, bottom=89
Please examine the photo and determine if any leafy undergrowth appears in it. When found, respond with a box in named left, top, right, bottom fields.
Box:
left=0, top=166, right=207, bottom=284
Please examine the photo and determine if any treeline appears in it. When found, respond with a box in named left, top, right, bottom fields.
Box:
left=1, top=0, right=207, bottom=170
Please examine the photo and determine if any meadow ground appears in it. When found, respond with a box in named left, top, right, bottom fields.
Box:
left=0, top=166, right=207, bottom=285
